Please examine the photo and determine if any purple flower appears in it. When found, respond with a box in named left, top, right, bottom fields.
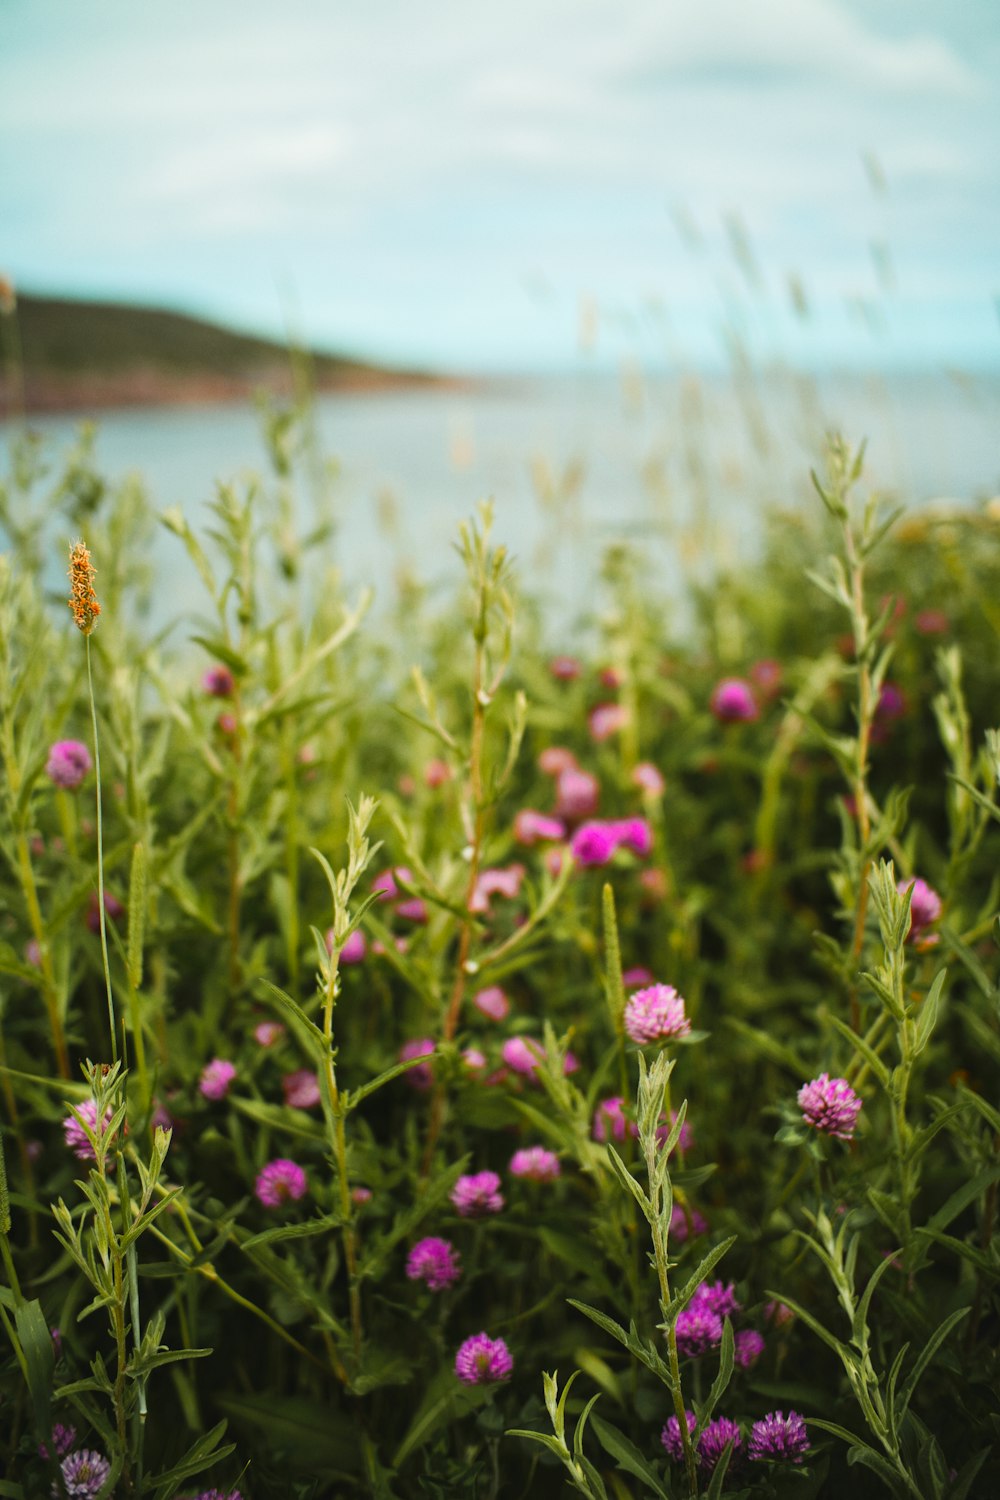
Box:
left=338, top=929, right=367, bottom=964
left=798, top=1074, right=863, bottom=1141
left=406, top=1236, right=462, bottom=1290
left=897, top=876, right=942, bottom=942
left=632, top=762, right=665, bottom=796
left=473, top=986, right=510, bottom=1022
left=85, top=891, right=124, bottom=933
left=199, top=1059, right=236, bottom=1101
left=63, top=1099, right=113, bottom=1162
left=352, top=1186, right=372, bottom=1205
left=469, top=864, right=525, bottom=914
left=255, top=1158, right=308, bottom=1207
left=37, top=1422, right=76, bottom=1459
left=734, top=1329, right=766, bottom=1369
left=501, top=1036, right=545, bottom=1077
left=454, top=1333, right=513, bottom=1384
left=623, top=965, right=654, bottom=988
left=675, top=1304, right=723, bottom=1357
left=201, top=664, right=235, bottom=697
left=513, top=809, right=567, bottom=846
left=654, top=1109, right=693, bottom=1155
left=451, top=1170, right=504, bottom=1217
left=570, top=821, right=620, bottom=866
left=669, top=1204, right=708, bottom=1243
left=691, top=1280, right=741, bottom=1319
left=624, top=984, right=691, bottom=1045
left=283, top=1069, right=321, bottom=1109
left=710, top=678, right=758, bottom=723
left=463, top=1047, right=487, bottom=1072
left=555, top=766, right=599, bottom=821
left=592, top=1096, right=636, bottom=1144
left=588, top=702, right=629, bottom=741
left=610, top=817, right=654, bottom=857
left=189, top=1491, right=243, bottom=1500
left=699, top=1416, right=742, bottom=1473
left=550, top=655, right=581, bottom=680
left=660, top=1410, right=696, bottom=1462
left=45, top=740, right=92, bottom=790
left=509, top=1146, right=560, bottom=1182
left=254, top=1020, right=284, bottom=1047
left=876, top=682, right=906, bottom=721
left=399, top=1038, right=435, bottom=1090
left=58, top=1449, right=111, bottom=1497
left=748, top=1410, right=809, bottom=1463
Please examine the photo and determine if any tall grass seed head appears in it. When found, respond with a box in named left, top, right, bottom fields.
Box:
left=67, top=540, right=100, bottom=635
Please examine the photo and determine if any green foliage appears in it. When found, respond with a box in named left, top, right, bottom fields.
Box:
left=0, top=415, right=997, bottom=1500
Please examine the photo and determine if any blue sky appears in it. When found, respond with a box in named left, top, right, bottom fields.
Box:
left=2, top=0, right=998, bottom=371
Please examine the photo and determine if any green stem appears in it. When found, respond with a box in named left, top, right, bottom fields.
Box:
left=87, top=636, right=117, bottom=1063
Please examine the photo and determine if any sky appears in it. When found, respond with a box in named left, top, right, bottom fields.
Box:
left=2, top=0, right=998, bottom=372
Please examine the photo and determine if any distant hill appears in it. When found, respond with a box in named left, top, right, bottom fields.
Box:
left=0, top=292, right=449, bottom=416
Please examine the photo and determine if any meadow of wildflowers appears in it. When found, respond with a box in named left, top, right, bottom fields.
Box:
left=0, top=412, right=998, bottom=1500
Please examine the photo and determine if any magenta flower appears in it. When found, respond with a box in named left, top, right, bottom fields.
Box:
left=454, top=1333, right=513, bottom=1384
left=749, top=1410, right=809, bottom=1463
left=450, top=1170, right=504, bottom=1217
left=501, top=1036, right=545, bottom=1077
left=352, top=1186, right=372, bottom=1205
left=509, top=1146, right=560, bottom=1182
left=915, top=609, right=949, bottom=636
left=63, top=1099, right=114, bottom=1162
left=675, top=1304, right=723, bottom=1357
left=549, top=655, right=581, bottom=680
left=570, top=821, right=619, bottom=866
left=632, top=762, right=665, bottom=796
left=669, top=1203, right=708, bottom=1242
left=59, top=1449, right=111, bottom=1497
left=201, top=664, right=235, bottom=697
left=661, top=1410, right=696, bottom=1462
left=897, top=876, right=942, bottom=942
left=462, top=1047, right=487, bottom=1072
left=655, top=1109, right=693, bottom=1155
left=876, top=682, right=907, bottom=721
left=539, top=745, right=579, bottom=775
left=255, top=1158, right=308, bottom=1207
left=513, top=809, right=566, bottom=846
left=190, top=1491, right=243, bottom=1500
left=254, top=1020, right=284, bottom=1047
left=734, top=1329, right=766, bottom=1369
left=699, top=1417, right=742, bottom=1473
left=592, top=1096, right=636, bottom=1144
left=283, top=1069, right=321, bottom=1109
left=710, top=678, right=758, bottom=722
left=373, top=866, right=411, bottom=900
left=588, top=702, right=629, bottom=741
left=337, top=928, right=367, bottom=964
left=45, top=740, right=92, bottom=790
left=750, top=659, right=783, bottom=696
left=469, top=864, right=525, bottom=914
left=610, top=817, right=653, bottom=857
left=555, top=766, right=599, bottom=820
left=623, top=965, right=654, bottom=988
left=199, top=1059, right=236, bottom=1101
left=691, top=1280, right=741, bottom=1319
left=424, top=757, right=452, bottom=787
left=406, top=1236, right=462, bottom=1290
left=798, top=1074, right=862, bottom=1141
left=37, top=1422, right=77, bottom=1460
left=399, top=1038, right=435, bottom=1090
left=85, top=890, right=124, bottom=933
left=473, top=985, right=510, bottom=1022
left=624, top=984, right=691, bottom=1045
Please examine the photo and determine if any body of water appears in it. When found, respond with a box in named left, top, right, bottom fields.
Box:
left=4, top=368, right=999, bottom=635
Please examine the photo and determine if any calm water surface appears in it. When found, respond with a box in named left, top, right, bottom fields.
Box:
left=5, top=370, right=999, bottom=635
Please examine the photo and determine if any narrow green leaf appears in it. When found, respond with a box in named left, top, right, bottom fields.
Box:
left=591, top=1415, right=670, bottom=1498
left=896, top=1307, right=970, bottom=1421
left=14, top=1298, right=53, bottom=1442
